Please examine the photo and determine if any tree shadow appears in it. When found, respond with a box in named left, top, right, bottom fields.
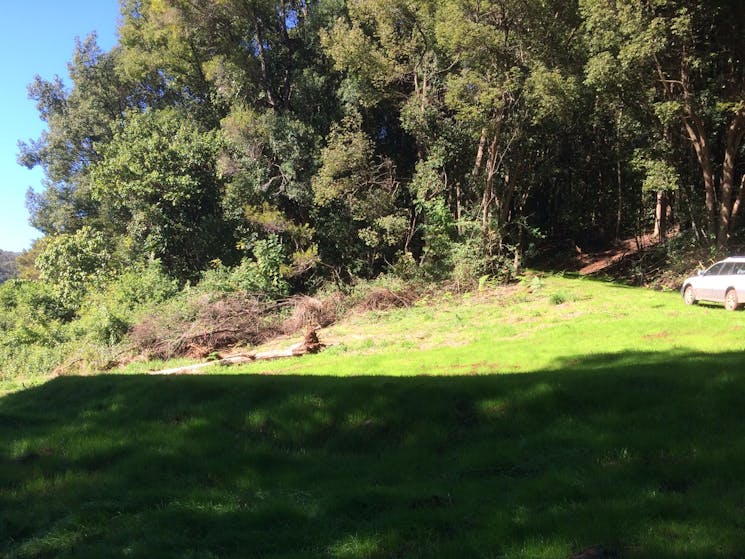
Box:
left=3, top=351, right=745, bottom=558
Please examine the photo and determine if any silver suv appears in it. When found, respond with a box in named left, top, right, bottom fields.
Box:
left=681, top=257, right=745, bottom=310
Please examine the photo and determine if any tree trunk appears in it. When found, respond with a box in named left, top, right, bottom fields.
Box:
left=615, top=158, right=623, bottom=242
left=481, top=133, right=500, bottom=229
left=680, top=58, right=717, bottom=241
left=481, top=118, right=504, bottom=231
left=498, top=170, right=515, bottom=231
left=653, top=190, right=667, bottom=241
left=254, top=22, right=276, bottom=108
left=717, top=108, right=745, bottom=247
left=455, top=181, right=463, bottom=236
left=682, top=116, right=716, bottom=241
left=149, top=328, right=326, bottom=375
left=615, top=108, right=623, bottom=242
left=681, top=180, right=702, bottom=244
left=731, top=174, right=745, bottom=227
left=472, top=127, right=488, bottom=179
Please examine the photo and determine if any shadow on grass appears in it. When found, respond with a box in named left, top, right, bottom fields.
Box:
left=3, top=351, right=745, bottom=558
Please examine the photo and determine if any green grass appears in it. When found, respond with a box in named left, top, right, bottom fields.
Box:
left=217, top=275, right=745, bottom=377
left=3, top=275, right=745, bottom=558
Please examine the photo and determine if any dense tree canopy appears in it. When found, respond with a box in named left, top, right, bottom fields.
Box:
left=16, top=0, right=745, bottom=289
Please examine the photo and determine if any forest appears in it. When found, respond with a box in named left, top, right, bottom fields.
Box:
left=0, top=251, right=18, bottom=283
left=2, top=0, right=745, bottom=376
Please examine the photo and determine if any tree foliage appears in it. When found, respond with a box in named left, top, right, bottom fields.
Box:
left=13, top=0, right=745, bottom=299
left=90, top=107, right=227, bottom=279
left=36, top=226, right=115, bottom=311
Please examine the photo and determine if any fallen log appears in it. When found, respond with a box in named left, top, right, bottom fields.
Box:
left=149, top=327, right=325, bottom=375
left=150, top=360, right=227, bottom=376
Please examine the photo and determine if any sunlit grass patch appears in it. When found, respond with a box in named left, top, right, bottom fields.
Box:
left=231, top=275, right=745, bottom=378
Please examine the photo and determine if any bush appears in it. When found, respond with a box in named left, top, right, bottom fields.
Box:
left=0, top=343, right=66, bottom=382
left=0, top=279, right=69, bottom=379
left=0, top=280, right=68, bottom=345
left=0, top=260, right=183, bottom=380
left=73, top=306, right=131, bottom=347
left=199, top=236, right=290, bottom=298
left=105, top=260, right=180, bottom=310
left=36, top=226, right=116, bottom=311
left=71, top=260, right=180, bottom=347
left=417, top=197, right=457, bottom=280
left=388, top=251, right=420, bottom=281
left=448, top=238, right=492, bottom=292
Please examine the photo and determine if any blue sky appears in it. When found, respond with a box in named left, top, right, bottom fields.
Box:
left=0, top=1, right=120, bottom=252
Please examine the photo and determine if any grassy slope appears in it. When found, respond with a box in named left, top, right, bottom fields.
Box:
left=3, top=275, right=745, bottom=558
left=230, top=275, right=743, bottom=377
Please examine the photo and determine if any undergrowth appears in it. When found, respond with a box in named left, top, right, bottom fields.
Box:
left=0, top=269, right=423, bottom=387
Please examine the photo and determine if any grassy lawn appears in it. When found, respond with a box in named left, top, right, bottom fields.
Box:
left=228, top=274, right=745, bottom=377
left=3, top=275, right=745, bottom=558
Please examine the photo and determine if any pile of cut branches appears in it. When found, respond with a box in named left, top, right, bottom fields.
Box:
left=130, top=282, right=422, bottom=361
left=131, top=293, right=282, bottom=359
left=356, top=286, right=419, bottom=311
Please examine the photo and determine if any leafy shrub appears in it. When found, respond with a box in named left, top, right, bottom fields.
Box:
left=0, top=279, right=70, bottom=379
left=418, top=197, right=457, bottom=279
left=448, top=237, right=491, bottom=292
left=36, top=226, right=116, bottom=311
left=73, top=306, right=131, bottom=346
left=0, top=343, right=66, bottom=381
left=549, top=292, right=567, bottom=305
left=200, top=236, right=290, bottom=298
left=105, top=260, right=180, bottom=310
left=0, top=280, right=68, bottom=344
left=71, top=260, right=180, bottom=347
left=387, top=251, right=420, bottom=281
left=478, top=275, right=493, bottom=291
left=528, top=275, right=545, bottom=292
left=0, top=259, right=184, bottom=379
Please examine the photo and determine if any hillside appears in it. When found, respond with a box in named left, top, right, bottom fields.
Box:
left=4, top=276, right=745, bottom=558
left=191, top=274, right=742, bottom=378
left=9, top=0, right=744, bottom=393
left=0, top=250, right=17, bottom=283
left=16, top=0, right=744, bottom=325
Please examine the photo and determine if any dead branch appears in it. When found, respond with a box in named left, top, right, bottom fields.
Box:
left=149, top=328, right=325, bottom=375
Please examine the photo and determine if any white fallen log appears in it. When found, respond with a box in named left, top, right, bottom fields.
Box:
left=148, top=328, right=324, bottom=375
left=150, top=361, right=224, bottom=376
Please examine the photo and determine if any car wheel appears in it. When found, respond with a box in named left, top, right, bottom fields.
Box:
left=683, top=285, right=697, bottom=305
left=725, top=289, right=739, bottom=311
